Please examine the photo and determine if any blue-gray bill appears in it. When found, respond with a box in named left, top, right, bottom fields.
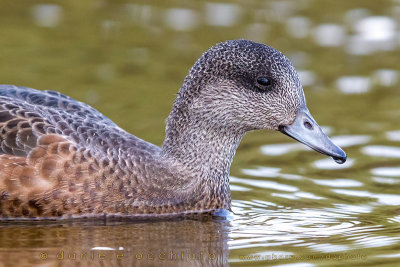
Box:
left=279, top=108, right=347, bottom=164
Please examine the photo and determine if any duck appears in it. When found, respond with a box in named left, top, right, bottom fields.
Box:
left=0, top=39, right=346, bottom=219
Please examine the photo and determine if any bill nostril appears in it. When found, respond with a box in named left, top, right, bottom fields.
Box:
left=303, top=120, right=313, bottom=130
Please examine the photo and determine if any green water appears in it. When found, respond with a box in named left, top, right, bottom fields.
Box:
left=0, top=0, right=400, bottom=266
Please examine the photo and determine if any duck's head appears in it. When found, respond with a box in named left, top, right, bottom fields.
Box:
left=175, top=39, right=346, bottom=164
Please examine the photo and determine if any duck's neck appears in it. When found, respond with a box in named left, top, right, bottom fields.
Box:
left=160, top=106, right=245, bottom=209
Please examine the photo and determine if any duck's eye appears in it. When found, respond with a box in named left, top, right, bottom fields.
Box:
left=256, top=77, right=271, bottom=87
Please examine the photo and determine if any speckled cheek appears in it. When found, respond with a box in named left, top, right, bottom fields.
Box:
left=283, top=102, right=301, bottom=127
left=283, top=109, right=299, bottom=127
left=267, top=96, right=299, bottom=129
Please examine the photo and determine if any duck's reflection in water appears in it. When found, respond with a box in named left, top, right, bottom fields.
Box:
left=0, top=218, right=230, bottom=266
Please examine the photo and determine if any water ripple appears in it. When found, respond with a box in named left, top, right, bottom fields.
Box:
left=308, top=243, right=350, bottom=253
left=31, top=4, right=62, bottom=28
left=332, top=204, right=373, bottom=214
left=230, top=184, right=251, bottom=192
left=336, top=76, right=371, bottom=94
left=348, top=16, right=397, bottom=55
left=353, top=235, right=400, bottom=248
left=332, top=189, right=400, bottom=205
left=386, top=130, right=400, bottom=141
left=330, top=135, right=371, bottom=147
left=230, top=176, right=298, bottom=192
left=312, top=178, right=363, bottom=187
left=376, top=253, right=400, bottom=258
left=242, top=167, right=281, bottom=177
left=371, top=167, right=400, bottom=177
left=372, top=177, right=400, bottom=184
left=229, top=201, right=382, bottom=251
left=261, top=135, right=370, bottom=157
left=205, top=3, right=240, bottom=27
left=313, top=158, right=354, bottom=170
left=361, top=145, right=400, bottom=158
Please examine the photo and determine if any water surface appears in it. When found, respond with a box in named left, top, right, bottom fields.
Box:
left=0, top=0, right=399, bottom=266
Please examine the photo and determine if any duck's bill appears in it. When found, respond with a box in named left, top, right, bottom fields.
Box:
left=278, top=108, right=347, bottom=164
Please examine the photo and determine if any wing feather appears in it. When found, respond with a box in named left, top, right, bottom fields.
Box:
left=0, top=85, right=159, bottom=218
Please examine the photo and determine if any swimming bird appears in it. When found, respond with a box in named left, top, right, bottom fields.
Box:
left=0, top=39, right=346, bottom=219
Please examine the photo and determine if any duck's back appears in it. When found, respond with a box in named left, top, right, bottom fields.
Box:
left=0, top=85, right=160, bottom=218
left=0, top=85, right=159, bottom=154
